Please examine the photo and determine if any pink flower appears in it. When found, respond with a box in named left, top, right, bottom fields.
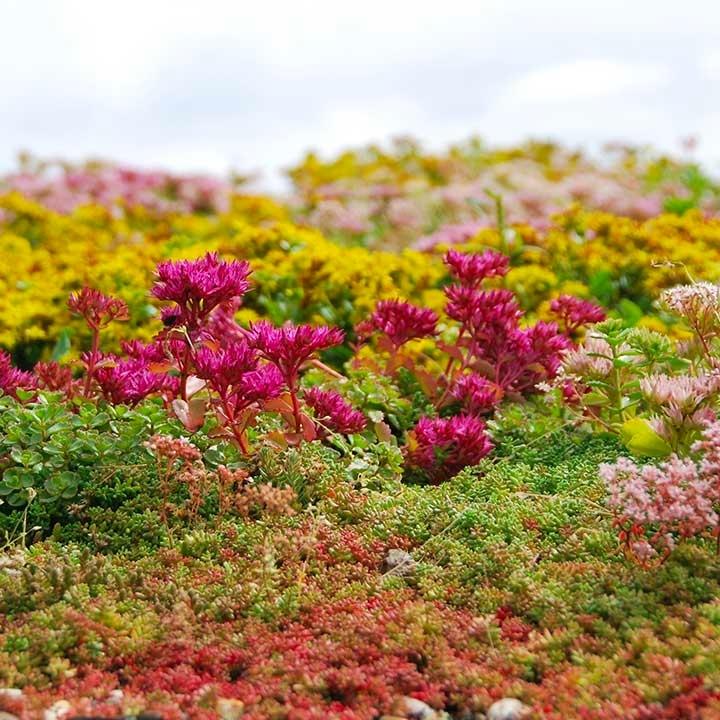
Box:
left=357, top=300, right=438, bottom=349
left=444, top=249, right=509, bottom=288
left=0, top=351, right=37, bottom=399
left=549, top=295, right=606, bottom=334
left=246, top=320, right=345, bottom=388
left=444, top=287, right=521, bottom=331
left=560, top=334, right=615, bottom=378
left=151, top=253, right=251, bottom=329
left=204, top=298, right=246, bottom=341
left=451, top=374, right=503, bottom=415
left=223, top=364, right=284, bottom=413
left=34, top=361, right=76, bottom=396
left=94, top=356, right=170, bottom=406
left=303, top=388, right=367, bottom=438
left=601, top=420, right=720, bottom=562
left=194, top=341, right=259, bottom=395
left=404, top=414, right=494, bottom=483
left=67, top=287, right=129, bottom=330
left=120, top=339, right=168, bottom=364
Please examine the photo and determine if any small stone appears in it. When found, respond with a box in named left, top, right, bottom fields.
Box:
left=43, top=700, right=71, bottom=720
left=487, top=698, right=530, bottom=720
left=217, top=697, right=245, bottom=720
left=0, top=689, right=23, bottom=700
left=394, top=696, right=438, bottom=719
left=106, top=689, right=123, bottom=704
left=384, top=549, right=416, bottom=576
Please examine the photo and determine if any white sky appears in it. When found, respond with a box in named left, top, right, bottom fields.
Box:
left=2, top=0, right=720, bottom=189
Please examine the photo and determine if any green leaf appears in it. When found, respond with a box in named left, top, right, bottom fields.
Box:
left=620, top=418, right=672, bottom=458
left=617, top=299, right=644, bottom=327
left=51, top=328, right=73, bottom=362
left=589, top=270, right=615, bottom=306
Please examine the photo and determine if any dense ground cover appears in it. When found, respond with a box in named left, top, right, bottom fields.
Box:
left=2, top=139, right=720, bottom=719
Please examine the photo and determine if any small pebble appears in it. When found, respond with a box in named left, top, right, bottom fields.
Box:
left=487, top=698, right=530, bottom=720
left=395, top=696, right=438, bottom=719
left=44, top=700, right=71, bottom=720
left=384, top=549, right=416, bottom=576
left=217, top=697, right=245, bottom=720
left=0, top=689, right=23, bottom=700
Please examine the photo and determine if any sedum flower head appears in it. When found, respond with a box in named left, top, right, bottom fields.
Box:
left=303, top=387, right=367, bottom=438
left=246, top=320, right=344, bottom=386
left=194, top=341, right=259, bottom=394
left=405, top=414, right=493, bottom=483
left=356, top=299, right=438, bottom=349
left=67, top=287, right=129, bottom=330
left=0, top=350, right=37, bottom=399
left=451, top=374, right=503, bottom=415
left=94, top=355, right=170, bottom=406
left=151, top=252, right=251, bottom=329
left=444, top=249, right=509, bottom=287
left=550, top=294, right=606, bottom=333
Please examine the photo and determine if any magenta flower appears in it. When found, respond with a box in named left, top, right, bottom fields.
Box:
left=246, top=320, right=344, bottom=433
left=246, top=320, right=345, bottom=388
left=194, top=341, right=259, bottom=395
left=151, top=253, right=251, bottom=329
left=445, top=286, right=521, bottom=331
left=444, top=249, right=509, bottom=288
left=356, top=299, right=438, bottom=349
left=304, top=387, right=367, bottom=438
left=451, top=374, right=503, bottom=415
left=494, top=322, right=571, bottom=394
left=34, top=361, right=76, bottom=396
left=550, top=295, right=606, bottom=334
left=405, top=414, right=493, bottom=483
left=230, top=365, right=284, bottom=408
left=0, top=351, right=37, bottom=399
left=94, top=356, right=170, bottom=406
left=121, top=339, right=168, bottom=365
left=204, top=298, right=246, bottom=341
left=68, top=287, right=129, bottom=330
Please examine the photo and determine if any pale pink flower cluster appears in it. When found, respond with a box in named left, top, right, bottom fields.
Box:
left=641, top=373, right=720, bottom=445
left=601, top=421, right=720, bottom=561
left=639, top=373, right=716, bottom=408
left=560, top=335, right=615, bottom=378
left=660, top=282, right=720, bottom=339
left=1, top=162, right=231, bottom=215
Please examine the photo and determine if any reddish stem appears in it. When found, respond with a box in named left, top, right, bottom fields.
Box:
left=289, top=380, right=303, bottom=433
left=179, top=343, right=193, bottom=402
left=82, top=327, right=100, bottom=398
left=219, top=394, right=251, bottom=455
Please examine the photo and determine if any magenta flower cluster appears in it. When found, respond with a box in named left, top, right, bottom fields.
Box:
left=355, top=248, right=601, bottom=482
left=405, top=415, right=494, bottom=484
left=0, top=350, right=37, bottom=399
left=11, top=253, right=364, bottom=454
left=356, top=299, right=438, bottom=349
left=444, top=248, right=510, bottom=287
left=246, top=320, right=345, bottom=388
left=303, top=387, right=368, bottom=438
left=550, top=294, right=607, bottom=334
left=151, top=252, right=251, bottom=330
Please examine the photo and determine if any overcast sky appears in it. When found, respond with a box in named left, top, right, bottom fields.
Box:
left=2, top=0, right=720, bottom=189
